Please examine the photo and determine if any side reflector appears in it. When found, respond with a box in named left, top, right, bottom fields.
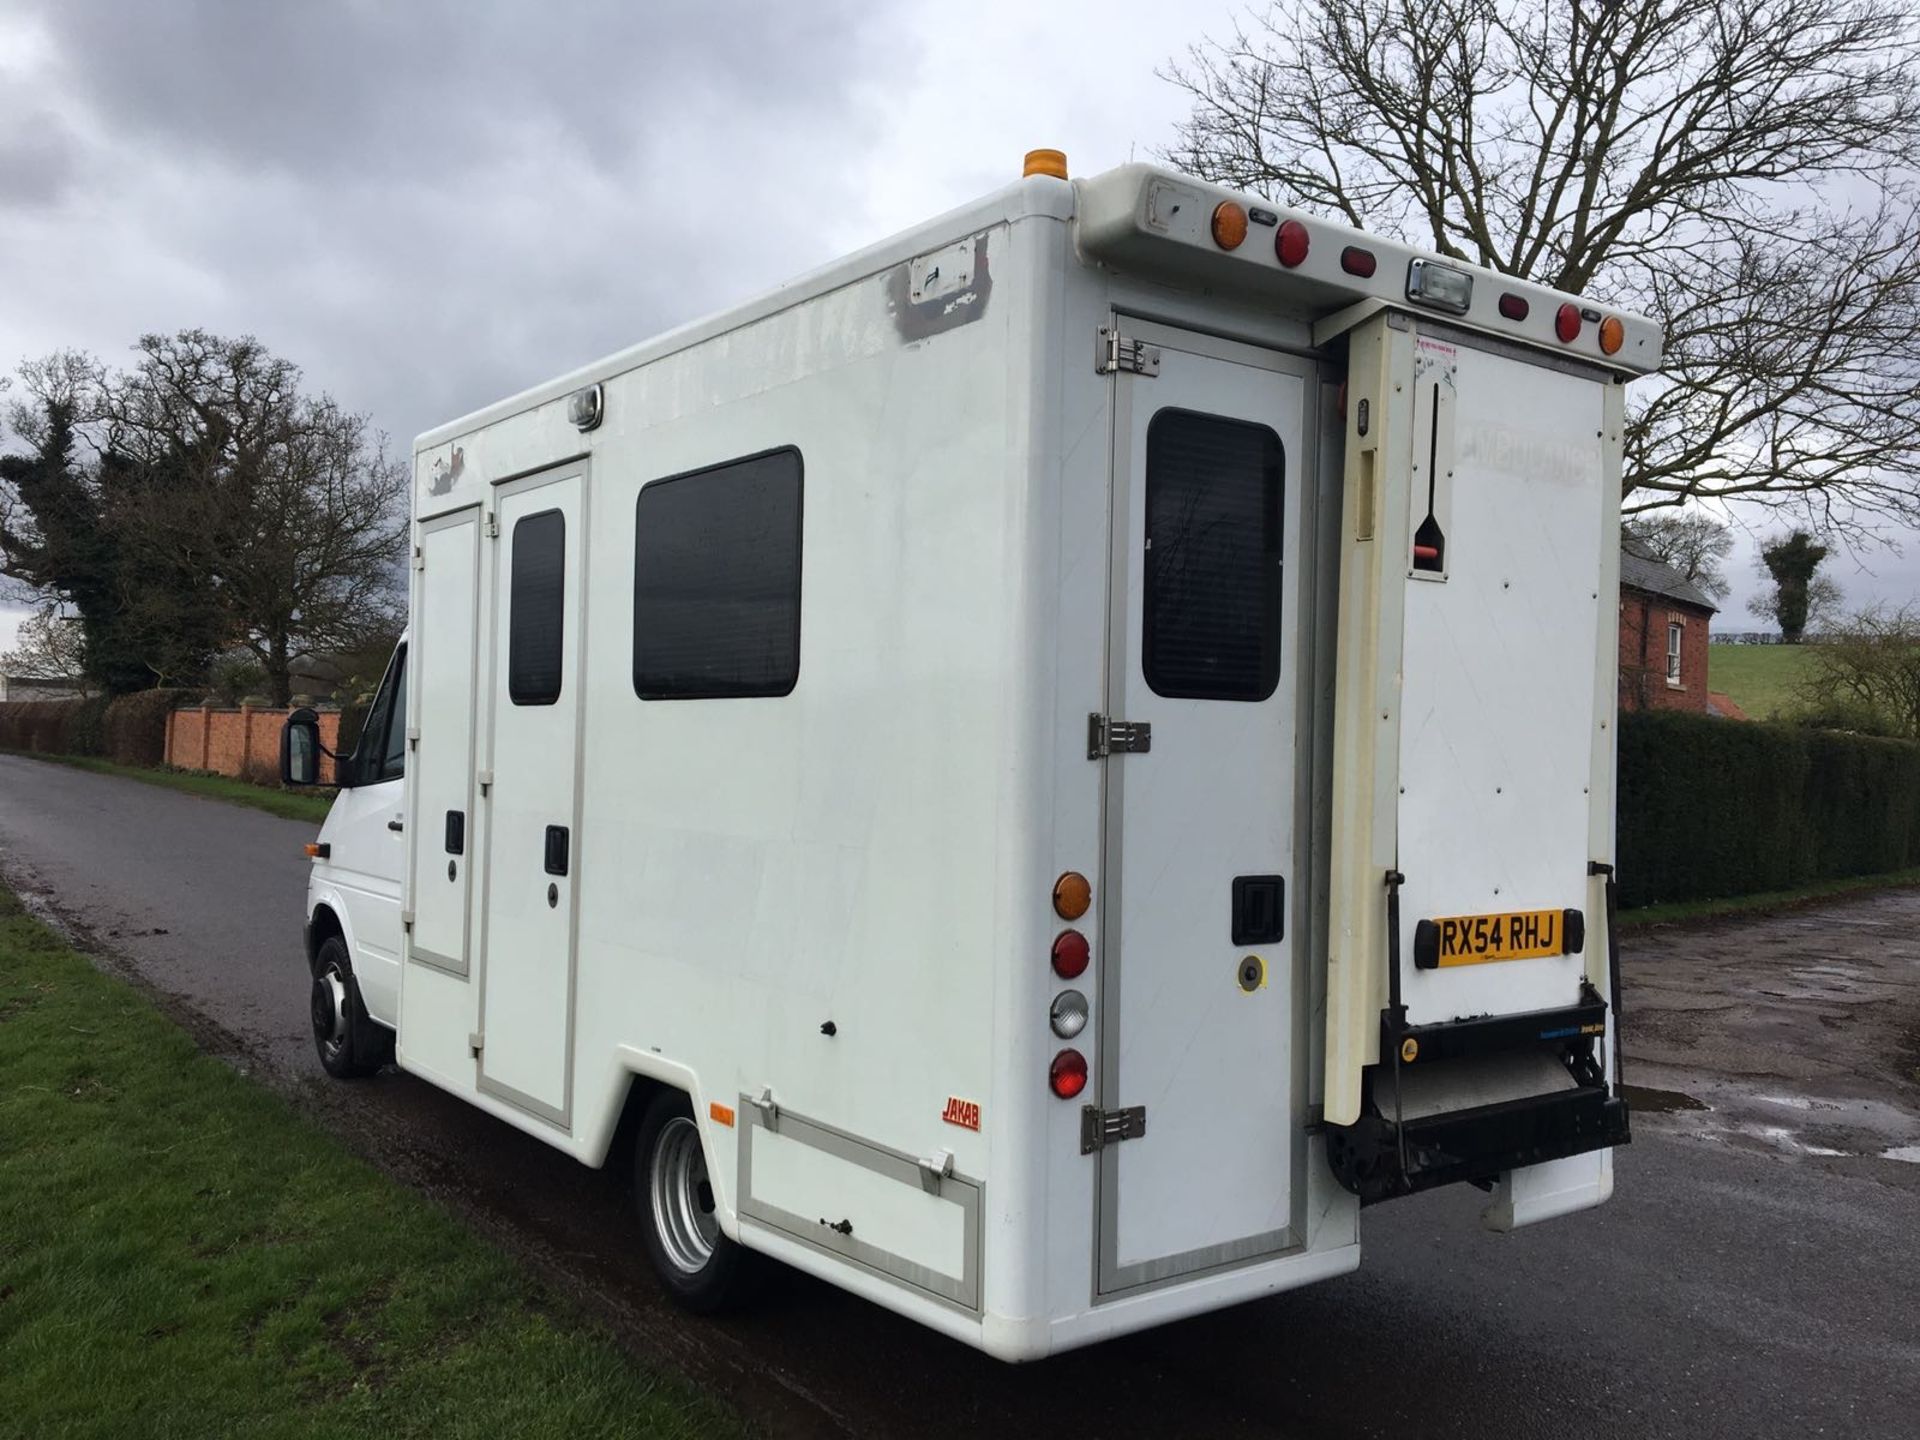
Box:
left=709, top=1102, right=736, bottom=1128
left=1275, top=219, right=1310, bottom=267
left=1023, top=148, right=1068, bottom=179
left=1049, top=1049, right=1088, bottom=1099
left=1211, top=201, right=1248, bottom=250
left=1598, top=316, right=1625, bottom=355
left=1052, top=871, right=1091, bottom=921
left=1340, top=246, right=1377, bottom=277
left=1052, top=929, right=1090, bottom=979
left=1498, top=293, right=1529, bottom=321
left=1555, top=303, right=1582, bottom=343
left=304, top=842, right=330, bottom=859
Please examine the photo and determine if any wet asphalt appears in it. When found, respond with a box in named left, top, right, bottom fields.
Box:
left=2, top=751, right=1917, bottom=1439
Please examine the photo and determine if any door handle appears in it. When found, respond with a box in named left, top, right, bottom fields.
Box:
left=387, top=818, right=404, bottom=833
left=544, top=825, right=570, bottom=877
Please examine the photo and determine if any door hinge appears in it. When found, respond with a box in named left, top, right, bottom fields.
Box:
left=1088, top=712, right=1151, bottom=759
left=410, top=544, right=424, bottom=571
left=484, top=513, right=500, bottom=539
left=468, top=1031, right=483, bottom=1056
left=1096, top=326, right=1161, bottom=377
left=1080, top=1104, right=1147, bottom=1154
left=400, top=909, right=414, bottom=930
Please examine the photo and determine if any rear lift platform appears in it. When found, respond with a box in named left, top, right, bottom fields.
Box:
left=1325, top=870, right=1632, bottom=1205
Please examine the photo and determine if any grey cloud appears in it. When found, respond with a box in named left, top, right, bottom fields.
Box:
left=0, top=108, right=79, bottom=206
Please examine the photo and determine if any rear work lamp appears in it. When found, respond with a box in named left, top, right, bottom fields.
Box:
left=1406, top=258, right=1472, bottom=314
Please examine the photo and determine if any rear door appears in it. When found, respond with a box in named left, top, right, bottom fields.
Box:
left=1096, top=324, right=1311, bottom=1294
left=477, top=467, right=586, bottom=1125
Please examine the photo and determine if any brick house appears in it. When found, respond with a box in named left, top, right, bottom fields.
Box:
left=1618, top=546, right=1716, bottom=713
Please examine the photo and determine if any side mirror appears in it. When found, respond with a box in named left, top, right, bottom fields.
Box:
left=281, top=707, right=325, bottom=787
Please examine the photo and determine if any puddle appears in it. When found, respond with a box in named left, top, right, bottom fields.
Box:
left=1623, top=1083, right=1707, bottom=1113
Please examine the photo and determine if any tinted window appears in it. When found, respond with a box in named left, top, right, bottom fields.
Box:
left=509, top=510, right=565, bottom=705
left=349, top=643, right=406, bottom=786
left=633, top=448, right=802, bottom=700
left=378, top=647, right=408, bottom=781
left=1142, top=410, right=1284, bottom=701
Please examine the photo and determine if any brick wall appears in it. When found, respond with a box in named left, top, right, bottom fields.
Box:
left=164, top=705, right=343, bottom=784
left=1618, top=589, right=1712, bottom=713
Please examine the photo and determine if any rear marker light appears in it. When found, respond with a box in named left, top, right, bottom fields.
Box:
left=1275, top=220, right=1310, bottom=267
left=1052, top=929, right=1090, bottom=979
left=1598, top=315, right=1625, bottom=355
left=1211, top=201, right=1249, bottom=251
left=1340, top=246, right=1377, bottom=277
left=1555, top=303, right=1582, bottom=343
left=1498, top=294, right=1529, bottom=322
left=1049, top=1048, right=1088, bottom=1099
left=1052, top=871, right=1091, bottom=921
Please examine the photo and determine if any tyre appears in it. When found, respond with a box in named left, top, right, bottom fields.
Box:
left=634, top=1090, right=756, bottom=1312
left=309, top=934, right=393, bottom=1079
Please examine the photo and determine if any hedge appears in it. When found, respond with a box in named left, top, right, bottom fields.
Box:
left=0, top=689, right=194, bottom=767
left=1618, top=710, right=1920, bottom=908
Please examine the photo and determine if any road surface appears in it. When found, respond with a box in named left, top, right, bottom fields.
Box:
left=3, top=752, right=1917, bottom=1438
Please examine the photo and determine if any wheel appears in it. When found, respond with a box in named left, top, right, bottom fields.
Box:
left=633, top=1090, right=755, bottom=1312
left=309, top=934, right=392, bottom=1079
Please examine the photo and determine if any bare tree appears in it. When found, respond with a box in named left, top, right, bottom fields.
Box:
left=0, top=605, right=88, bottom=686
left=1622, top=512, right=1734, bottom=600
left=1796, top=604, right=1920, bottom=734
left=96, top=331, right=408, bottom=706
left=1163, top=0, right=1920, bottom=529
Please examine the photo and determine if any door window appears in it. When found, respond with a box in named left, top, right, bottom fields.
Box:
left=1141, top=409, right=1285, bottom=701
left=509, top=510, right=566, bottom=705
left=349, top=643, right=408, bottom=785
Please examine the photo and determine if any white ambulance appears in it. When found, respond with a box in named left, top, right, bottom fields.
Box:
left=284, top=152, right=1649, bottom=1360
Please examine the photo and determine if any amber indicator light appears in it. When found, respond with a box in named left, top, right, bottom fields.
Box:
left=1598, top=315, right=1625, bottom=355
left=1211, top=201, right=1249, bottom=250
left=1052, top=871, right=1092, bottom=920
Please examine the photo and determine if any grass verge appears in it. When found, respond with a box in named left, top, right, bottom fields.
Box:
left=0, top=885, right=735, bottom=1440
left=0, top=750, right=335, bottom=825
left=1619, top=865, right=1920, bottom=928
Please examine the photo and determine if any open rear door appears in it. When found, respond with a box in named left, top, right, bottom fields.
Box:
left=1322, top=313, right=1628, bottom=1222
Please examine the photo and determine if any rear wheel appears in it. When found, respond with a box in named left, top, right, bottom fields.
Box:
left=309, top=934, right=392, bottom=1079
left=634, top=1090, right=755, bottom=1312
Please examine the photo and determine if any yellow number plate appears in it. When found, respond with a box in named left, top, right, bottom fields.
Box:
left=1434, top=909, right=1563, bottom=966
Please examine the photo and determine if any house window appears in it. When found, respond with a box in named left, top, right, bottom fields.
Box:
left=1666, top=620, right=1684, bottom=685
left=633, top=447, right=803, bottom=699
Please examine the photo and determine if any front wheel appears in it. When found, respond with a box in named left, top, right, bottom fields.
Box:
left=634, top=1090, right=756, bottom=1312
left=310, top=934, right=392, bottom=1079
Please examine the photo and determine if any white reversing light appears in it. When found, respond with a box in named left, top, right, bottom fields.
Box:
left=1406, top=258, right=1473, bottom=314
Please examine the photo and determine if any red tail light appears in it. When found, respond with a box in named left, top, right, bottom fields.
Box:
left=1339, top=246, right=1376, bottom=277
left=1554, top=303, right=1581, bottom=343
left=1498, top=294, right=1529, bottom=321
left=1049, top=1048, right=1088, bottom=1098
left=1051, top=929, right=1090, bottom=979
left=1275, top=220, right=1310, bottom=268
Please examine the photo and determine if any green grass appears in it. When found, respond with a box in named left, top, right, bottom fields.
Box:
left=0, top=885, right=736, bottom=1440
left=1706, top=643, right=1817, bottom=719
left=0, top=750, right=336, bottom=825
left=1619, top=865, right=1920, bottom=927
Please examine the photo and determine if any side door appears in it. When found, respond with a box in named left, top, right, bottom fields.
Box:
left=477, top=468, right=586, bottom=1125
left=1096, top=323, right=1310, bottom=1295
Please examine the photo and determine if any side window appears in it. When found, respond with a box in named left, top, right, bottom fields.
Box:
left=509, top=510, right=566, bottom=706
left=633, top=447, right=803, bottom=700
left=378, top=646, right=408, bottom=781
left=350, top=643, right=407, bottom=786
left=1142, top=409, right=1285, bottom=701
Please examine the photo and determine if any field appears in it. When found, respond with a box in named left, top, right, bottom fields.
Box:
left=1706, top=643, right=1816, bottom=719
left=0, top=885, right=734, bottom=1440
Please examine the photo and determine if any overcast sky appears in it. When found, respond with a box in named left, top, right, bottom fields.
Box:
left=1, top=0, right=1914, bottom=655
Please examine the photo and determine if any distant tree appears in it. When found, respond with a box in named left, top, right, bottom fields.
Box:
left=1748, top=530, right=1839, bottom=641
left=1164, top=0, right=1920, bottom=529
left=1796, top=605, right=1920, bottom=735
left=0, top=604, right=88, bottom=686
left=0, top=370, right=223, bottom=691
left=1623, top=512, right=1734, bottom=601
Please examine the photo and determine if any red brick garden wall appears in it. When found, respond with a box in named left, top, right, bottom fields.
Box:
left=164, top=705, right=343, bottom=785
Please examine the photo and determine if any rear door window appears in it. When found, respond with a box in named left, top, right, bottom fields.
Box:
left=508, top=509, right=566, bottom=706
left=1141, top=409, right=1285, bottom=701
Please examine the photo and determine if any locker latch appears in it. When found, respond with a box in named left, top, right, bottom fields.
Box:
left=1088, top=713, right=1152, bottom=759
left=1080, top=1105, right=1147, bottom=1154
